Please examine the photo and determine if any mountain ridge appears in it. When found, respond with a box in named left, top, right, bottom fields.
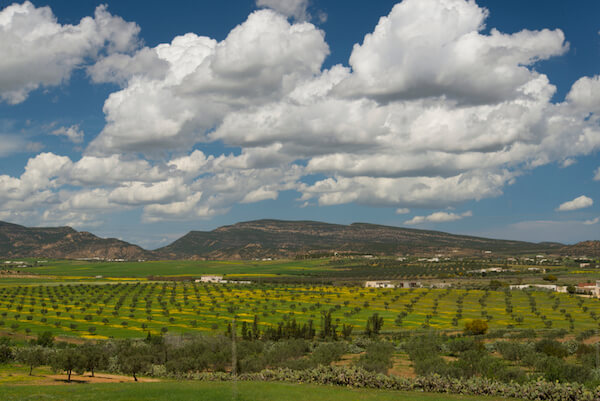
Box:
left=0, top=220, right=154, bottom=260
left=0, top=219, right=597, bottom=260
left=157, top=219, right=596, bottom=259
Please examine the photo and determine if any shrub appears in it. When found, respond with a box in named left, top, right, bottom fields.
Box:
left=311, top=342, right=347, bottom=366
left=464, top=319, right=488, bottom=335
left=495, top=341, right=533, bottom=362
left=447, top=337, right=481, bottom=356
left=535, top=339, right=568, bottom=358
left=354, top=341, right=394, bottom=374
left=0, top=343, right=13, bottom=363
left=35, top=331, right=54, bottom=347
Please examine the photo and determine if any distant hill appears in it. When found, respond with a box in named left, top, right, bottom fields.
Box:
left=1, top=219, right=596, bottom=260
left=157, top=219, right=571, bottom=259
left=0, top=221, right=155, bottom=260
left=561, top=241, right=600, bottom=258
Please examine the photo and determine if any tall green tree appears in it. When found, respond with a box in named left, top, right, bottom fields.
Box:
left=16, top=346, right=46, bottom=376
left=365, top=313, right=384, bottom=337
left=51, top=347, right=83, bottom=382
left=80, top=342, right=108, bottom=377
left=117, top=340, right=151, bottom=382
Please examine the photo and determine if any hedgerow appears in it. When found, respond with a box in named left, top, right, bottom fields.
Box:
left=194, top=365, right=600, bottom=401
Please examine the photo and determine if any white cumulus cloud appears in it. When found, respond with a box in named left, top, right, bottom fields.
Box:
left=404, top=210, right=472, bottom=225
left=334, top=0, right=567, bottom=105
left=557, top=195, right=593, bottom=211
left=0, top=2, right=140, bottom=104
left=87, top=9, right=329, bottom=154
left=51, top=125, right=84, bottom=143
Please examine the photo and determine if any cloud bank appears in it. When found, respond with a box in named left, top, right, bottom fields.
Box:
left=0, top=0, right=599, bottom=231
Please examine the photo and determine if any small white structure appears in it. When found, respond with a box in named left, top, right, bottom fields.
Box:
left=510, top=284, right=558, bottom=291
left=397, top=281, right=422, bottom=288
left=365, top=280, right=395, bottom=289
left=197, top=275, right=226, bottom=283
left=469, top=267, right=506, bottom=274
left=430, top=282, right=452, bottom=289
left=509, top=284, right=570, bottom=294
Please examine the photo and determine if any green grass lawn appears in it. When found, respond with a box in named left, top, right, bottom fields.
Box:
left=0, top=380, right=517, bottom=401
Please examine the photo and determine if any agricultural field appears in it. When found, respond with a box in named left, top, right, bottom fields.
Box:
left=0, top=282, right=599, bottom=339
left=11, top=258, right=337, bottom=280
left=3, top=257, right=596, bottom=284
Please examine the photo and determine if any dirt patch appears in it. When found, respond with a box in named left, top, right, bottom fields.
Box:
left=583, top=335, right=600, bottom=345
left=332, top=352, right=360, bottom=367
left=388, top=354, right=416, bottom=378
left=14, top=373, right=160, bottom=386
left=48, top=373, right=160, bottom=384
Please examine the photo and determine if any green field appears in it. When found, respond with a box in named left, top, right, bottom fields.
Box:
left=5, top=258, right=598, bottom=286
left=0, top=380, right=515, bottom=401
left=16, top=259, right=336, bottom=280
left=0, top=282, right=598, bottom=339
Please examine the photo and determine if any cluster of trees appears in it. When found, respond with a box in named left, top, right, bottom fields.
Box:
left=227, top=312, right=377, bottom=342
left=403, top=332, right=600, bottom=387
left=1, top=333, right=153, bottom=382
left=0, top=329, right=396, bottom=381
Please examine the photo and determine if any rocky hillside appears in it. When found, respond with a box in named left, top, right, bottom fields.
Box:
left=0, top=221, right=155, bottom=260
left=561, top=241, right=600, bottom=258
left=157, top=219, right=566, bottom=259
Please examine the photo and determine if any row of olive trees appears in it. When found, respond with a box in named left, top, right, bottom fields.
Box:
left=4, top=337, right=151, bottom=382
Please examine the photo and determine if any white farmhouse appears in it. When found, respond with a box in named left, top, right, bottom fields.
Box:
left=197, top=275, right=226, bottom=283
left=364, top=280, right=395, bottom=289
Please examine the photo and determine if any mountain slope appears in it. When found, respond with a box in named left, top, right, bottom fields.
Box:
left=1, top=219, right=596, bottom=260
left=157, top=219, right=567, bottom=259
left=0, top=221, right=155, bottom=260
left=561, top=241, right=600, bottom=258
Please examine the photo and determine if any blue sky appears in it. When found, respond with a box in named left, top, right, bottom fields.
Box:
left=0, top=0, right=598, bottom=248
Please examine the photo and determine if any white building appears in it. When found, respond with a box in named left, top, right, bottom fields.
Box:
left=577, top=282, right=600, bottom=297
left=509, top=284, right=559, bottom=291
left=430, top=282, right=452, bottom=289
left=397, top=281, right=422, bottom=288
left=365, top=280, right=395, bottom=289
left=197, top=275, right=226, bottom=283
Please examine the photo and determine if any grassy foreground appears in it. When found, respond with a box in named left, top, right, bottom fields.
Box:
left=1, top=380, right=515, bottom=401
